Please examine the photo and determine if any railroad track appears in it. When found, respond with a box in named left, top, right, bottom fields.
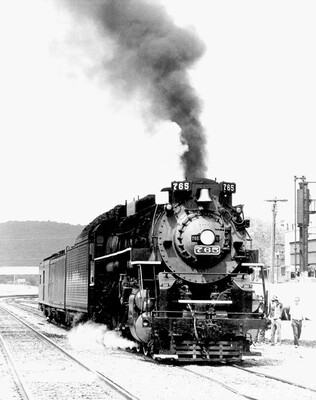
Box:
left=2, top=298, right=250, bottom=400
left=0, top=335, right=31, bottom=400
left=182, top=364, right=316, bottom=400
left=0, top=304, right=140, bottom=400
left=4, top=296, right=43, bottom=316
left=3, top=296, right=316, bottom=400
left=232, top=363, right=316, bottom=394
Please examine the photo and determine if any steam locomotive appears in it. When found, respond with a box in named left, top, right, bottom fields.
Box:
left=39, top=178, right=267, bottom=362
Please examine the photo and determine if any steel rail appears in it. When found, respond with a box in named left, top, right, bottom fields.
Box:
left=232, top=364, right=316, bottom=394
left=182, top=367, right=258, bottom=400
left=0, top=332, right=34, bottom=400
left=0, top=304, right=140, bottom=400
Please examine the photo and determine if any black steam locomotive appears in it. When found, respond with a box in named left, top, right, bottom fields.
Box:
left=39, top=178, right=267, bottom=362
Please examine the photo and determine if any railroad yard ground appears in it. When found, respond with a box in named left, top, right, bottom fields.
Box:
left=247, top=336, right=316, bottom=391
left=1, top=283, right=316, bottom=399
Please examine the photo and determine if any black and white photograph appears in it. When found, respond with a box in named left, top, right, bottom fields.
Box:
left=1, top=1, right=316, bottom=399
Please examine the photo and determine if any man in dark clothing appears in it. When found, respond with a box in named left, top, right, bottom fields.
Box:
left=269, top=295, right=283, bottom=346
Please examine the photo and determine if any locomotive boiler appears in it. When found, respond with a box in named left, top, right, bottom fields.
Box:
left=39, top=178, right=267, bottom=362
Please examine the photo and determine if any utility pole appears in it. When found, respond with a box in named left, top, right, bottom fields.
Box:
left=265, top=198, right=288, bottom=284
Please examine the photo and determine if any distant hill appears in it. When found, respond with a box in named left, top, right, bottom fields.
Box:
left=0, top=221, right=84, bottom=267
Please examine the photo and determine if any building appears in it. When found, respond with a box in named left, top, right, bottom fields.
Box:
left=284, top=225, right=316, bottom=279
left=0, top=266, right=39, bottom=285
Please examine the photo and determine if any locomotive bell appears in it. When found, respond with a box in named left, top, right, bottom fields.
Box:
left=197, top=189, right=212, bottom=203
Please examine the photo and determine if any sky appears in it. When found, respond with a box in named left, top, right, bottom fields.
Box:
left=1, top=0, right=316, bottom=227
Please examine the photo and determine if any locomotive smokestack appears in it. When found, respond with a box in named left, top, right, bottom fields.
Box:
left=63, top=0, right=207, bottom=179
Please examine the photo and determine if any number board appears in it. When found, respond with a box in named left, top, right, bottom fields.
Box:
left=194, top=245, right=220, bottom=255
left=171, top=181, right=191, bottom=191
left=220, top=182, right=236, bottom=193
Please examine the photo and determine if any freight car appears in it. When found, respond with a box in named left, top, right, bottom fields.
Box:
left=39, top=178, right=267, bottom=362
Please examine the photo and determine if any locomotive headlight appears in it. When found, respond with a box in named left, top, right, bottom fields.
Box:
left=235, top=206, right=243, bottom=214
left=200, top=230, right=216, bottom=245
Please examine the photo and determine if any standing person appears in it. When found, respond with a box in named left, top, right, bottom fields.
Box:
left=254, top=296, right=266, bottom=344
left=269, top=295, right=283, bottom=346
left=289, top=296, right=305, bottom=348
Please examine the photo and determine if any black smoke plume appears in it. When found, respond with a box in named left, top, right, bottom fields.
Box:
left=63, top=0, right=207, bottom=178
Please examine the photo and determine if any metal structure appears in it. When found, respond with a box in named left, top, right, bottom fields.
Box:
left=295, top=176, right=316, bottom=274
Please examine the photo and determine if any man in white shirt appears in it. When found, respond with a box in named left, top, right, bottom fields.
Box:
left=290, top=296, right=305, bottom=347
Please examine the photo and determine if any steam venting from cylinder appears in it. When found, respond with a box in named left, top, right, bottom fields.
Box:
left=63, top=0, right=207, bottom=178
